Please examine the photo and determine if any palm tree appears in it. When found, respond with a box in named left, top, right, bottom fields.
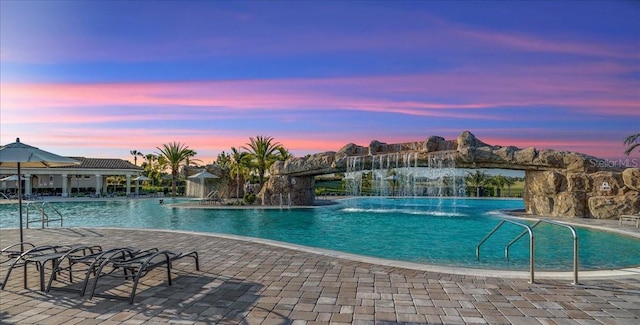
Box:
left=490, top=175, right=508, bottom=197
left=276, top=147, right=294, bottom=161
left=155, top=155, right=169, bottom=190
left=504, top=177, right=516, bottom=197
left=465, top=170, right=489, bottom=197
left=130, top=150, right=143, bottom=166
left=142, top=154, right=160, bottom=187
left=156, top=142, right=196, bottom=196
left=184, top=149, right=202, bottom=168
left=216, top=151, right=231, bottom=169
left=229, top=147, right=250, bottom=201
left=624, top=133, right=639, bottom=156
left=242, top=135, right=284, bottom=185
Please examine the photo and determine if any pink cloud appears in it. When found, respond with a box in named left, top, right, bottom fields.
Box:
left=456, top=28, right=637, bottom=59
left=3, top=60, right=637, bottom=124
left=0, top=80, right=510, bottom=123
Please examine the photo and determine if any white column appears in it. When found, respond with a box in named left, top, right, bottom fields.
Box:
left=126, top=174, right=131, bottom=195
left=61, top=174, right=69, bottom=197
left=101, top=176, right=108, bottom=194
left=24, top=173, right=32, bottom=196
left=95, top=174, right=102, bottom=196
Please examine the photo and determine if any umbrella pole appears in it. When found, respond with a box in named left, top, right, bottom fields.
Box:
left=17, top=162, right=24, bottom=246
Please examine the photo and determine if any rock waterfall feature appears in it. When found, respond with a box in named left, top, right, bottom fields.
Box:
left=258, top=131, right=639, bottom=219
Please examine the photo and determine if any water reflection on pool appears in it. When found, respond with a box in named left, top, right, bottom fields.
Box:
left=1, top=197, right=639, bottom=271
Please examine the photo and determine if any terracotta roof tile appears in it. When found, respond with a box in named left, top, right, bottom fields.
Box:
left=53, top=157, right=143, bottom=170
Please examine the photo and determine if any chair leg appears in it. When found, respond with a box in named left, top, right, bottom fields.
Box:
left=129, top=267, right=146, bottom=304
left=166, top=262, right=172, bottom=286
left=1, top=260, right=19, bottom=290
left=39, top=262, right=46, bottom=291
left=23, top=264, right=28, bottom=289
left=88, top=259, right=111, bottom=300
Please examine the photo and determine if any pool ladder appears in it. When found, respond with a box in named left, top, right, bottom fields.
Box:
left=476, top=218, right=578, bottom=285
left=25, top=202, right=64, bottom=229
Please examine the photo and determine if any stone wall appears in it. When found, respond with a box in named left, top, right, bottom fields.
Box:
left=524, top=168, right=640, bottom=218
left=258, top=131, right=639, bottom=219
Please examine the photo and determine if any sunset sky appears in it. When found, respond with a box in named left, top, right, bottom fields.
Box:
left=1, top=1, right=638, bottom=164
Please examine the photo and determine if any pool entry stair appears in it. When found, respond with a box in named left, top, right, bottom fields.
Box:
left=476, top=217, right=579, bottom=285
left=25, top=202, right=64, bottom=229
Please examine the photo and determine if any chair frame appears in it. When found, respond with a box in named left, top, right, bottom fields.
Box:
left=46, top=247, right=155, bottom=295
left=89, top=249, right=199, bottom=303
left=1, top=244, right=101, bottom=291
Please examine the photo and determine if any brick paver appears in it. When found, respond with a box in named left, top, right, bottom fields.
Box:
left=1, top=227, right=639, bottom=324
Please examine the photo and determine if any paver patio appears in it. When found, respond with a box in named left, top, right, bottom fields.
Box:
left=1, top=225, right=639, bottom=325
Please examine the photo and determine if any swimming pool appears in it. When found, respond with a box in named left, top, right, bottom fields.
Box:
left=1, top=197, right=639, bottom=271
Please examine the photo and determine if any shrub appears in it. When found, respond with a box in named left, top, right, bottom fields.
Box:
left=243, top=193, right=256, bottom=205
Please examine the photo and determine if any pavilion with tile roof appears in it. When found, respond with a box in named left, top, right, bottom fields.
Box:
left=0, top=157, right=143, bottom=197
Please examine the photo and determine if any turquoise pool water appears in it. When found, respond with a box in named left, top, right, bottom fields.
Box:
left=1, top=197, right=639, bottom=271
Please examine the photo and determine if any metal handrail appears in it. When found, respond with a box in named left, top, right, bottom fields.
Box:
left=0, top=192, right=9, bottom=200
left=476, top=219, right=535, bottom=283
left=506, top=219, right=579, bottom=284
left=25, top=202, right=63, bottom=229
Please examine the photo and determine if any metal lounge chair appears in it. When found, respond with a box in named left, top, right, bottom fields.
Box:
left=200, top=190, right=222, bottom=205
left=1, top=242, right=36, bottom=264
left=88, top=249, right=199, bottom=303
left=1, top=244, right=101, bottom=291
left=619, top=214, right=640, bottom=228
left=46, top=247, right=157, bottom=295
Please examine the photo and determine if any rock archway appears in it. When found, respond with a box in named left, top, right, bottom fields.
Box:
left=259, top=131, right=639, bottom=219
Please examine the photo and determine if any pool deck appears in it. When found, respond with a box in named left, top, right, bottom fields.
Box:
left=1, top=203, right=640, bottom=324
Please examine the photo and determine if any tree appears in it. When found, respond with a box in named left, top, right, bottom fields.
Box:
left=229, top=147, right=250, bottom=201
left=184, top=149, right=202, bottom=168
left=505, top=177, right=516, bottom=197
left=490, top=175, right=508, bottom=197
left=465, top=170, right=489, bottom=197
left=141, top=153, right=161, bottom=187
left=242, top=135, right=284, bottom=185
left=156, top=142, right=196, bottom=196
left=276, top=147, right=294, bottom=161
left=130, top=150, right=143, bottom=166
left=216, top=151, right=231, bottom=169
left=624, top=133, right=639, bottom=156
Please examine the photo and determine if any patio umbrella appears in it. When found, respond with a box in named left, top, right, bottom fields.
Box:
left=0, top=138, right=81, bottom=246
left=188, top=170, right=218, bottom=198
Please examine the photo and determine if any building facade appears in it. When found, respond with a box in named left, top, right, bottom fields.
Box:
left=0, top=157, right=143, bottom=197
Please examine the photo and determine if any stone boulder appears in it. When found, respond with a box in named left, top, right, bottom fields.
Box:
left=457, top=131, right=489, bottom=149
left=564, top=152, right=600, bottom=173
left=588, top=191, right=640, bottom=219
left=369, top=140, right=388, bottom=155
left=552, top=192, right=588, bottom=217
left=525, top=195, right=555, bottom=216
left=424, top=136, right=449, bottom=152
left=588, top=171, right=624, bottom=196
left=280, top=151, right=337, bottom=176
left=525, top=171, right=567, bottom=196
left=513, top=147, right=537, bottom=166
left=259, top=175, right=315, bottom=206
left=523, top=168, right=639, bottom=219
left=623, top=168, right=640, bottom=191
left=532, top=150, right=566, bottom=169
left=337, top=143, right=366, bottom=157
